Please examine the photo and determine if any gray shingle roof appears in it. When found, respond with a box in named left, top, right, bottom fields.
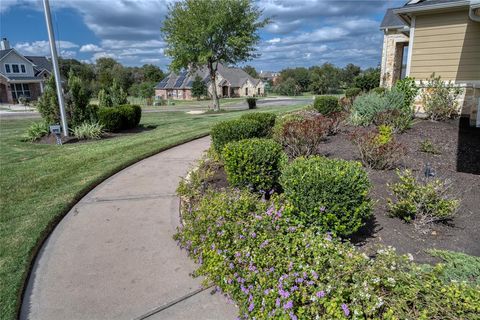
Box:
left=156, top=63, right=261, bottom=90
left=380, top=8, right=408, bottom=29
left=404, top=0, right=466, bottom=8
left=0, top=49, right=13, bottom=60
left=25, top=56, right=53, bottom=74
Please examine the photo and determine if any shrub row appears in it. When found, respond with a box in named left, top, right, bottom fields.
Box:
left=175, top=188, right=480, bottom=319
left=97, top=104, right=142, bottom=132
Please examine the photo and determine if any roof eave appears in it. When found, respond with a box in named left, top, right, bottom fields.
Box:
left=394, top=1, right=470, bottom=16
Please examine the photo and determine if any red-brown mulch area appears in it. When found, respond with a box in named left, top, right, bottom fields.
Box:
left=323, top=118, right=480, bottom=263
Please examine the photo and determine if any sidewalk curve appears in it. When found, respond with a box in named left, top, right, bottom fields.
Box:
left=20, top=136, right=237, bottom=320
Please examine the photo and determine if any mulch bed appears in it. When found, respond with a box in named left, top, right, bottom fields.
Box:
left=206, top=118, right=480, bottom=264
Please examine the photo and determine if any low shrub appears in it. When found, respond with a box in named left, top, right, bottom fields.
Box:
left=222, top=138, right=286, bottom=192
left=25, top=121, right=49, bottom=142
left=421, top=73, right=462, bottom=121
left=211, top=119, right=267, bottom=153
left=313, top=96, right=341, bottom=115
left=175, top=188, right=479, bottom=319
left=350, top=89, right=406, bottom=126
left=345, top=87, right=361, bottom=99
left=246, top=97, right=257, bottom=109
left=394, top=77, right=419, bottom=110
left=71, top=122, right=104, bottom=140
left=273, top=113, right=331, bottom=159
left=373, top=109, right=413, bottom=133
left=428, top=249, right=480, bottom=286
left=280, top=156, right=372, bottom=236
left=371, top=87, right=386, bottom=95
left=419, top=139, right=441, bottom=154
left=97, top=104, right=142, bottom=132
left=388, top=169, right=459, bottom=228
left=350, top=125, right=406, bottom=170
left=240, top=112, right=276, bottom=137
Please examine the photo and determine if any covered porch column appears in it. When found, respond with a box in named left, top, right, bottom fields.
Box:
left=380, top=30, right=410, bottom=88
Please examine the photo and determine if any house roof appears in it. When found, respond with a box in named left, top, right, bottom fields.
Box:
left=0, top=49, right=13, bottom=60
left=380, top=8, right=408, bottom=29
left=25, top=56, right=53, bottom=74
left=156, top=63, right=262, bottom=90
left=395, top=0, right=470, bottom=14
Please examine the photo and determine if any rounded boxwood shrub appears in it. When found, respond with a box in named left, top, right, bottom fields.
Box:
left=97, top=104, right=142, bottom=132
left=345, top=87, right=361, bottom=99
left=240, top=112, right=276, bottom=136
left=313, top=95, right=341, bottom=115
left=280, top=156, right=372, bottom=236
left=211, top=118, right=267, bottom=153
left=222, top=138, right=286, bottom=192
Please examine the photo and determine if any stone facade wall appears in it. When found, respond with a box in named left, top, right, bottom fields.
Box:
left=380, top=31, right=409, bottom=88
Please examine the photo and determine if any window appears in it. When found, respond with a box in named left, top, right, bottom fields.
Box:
left=5, top=64, right=10, bottom=73
left=245, top=87, right=248, bottom=95
left=11, top=83, right=31, bottom=100
left=21, top=65, right=26, bottom=73
left=258, top=88, right=261, bottom=95
left=12, top=64, right=19, bottom=73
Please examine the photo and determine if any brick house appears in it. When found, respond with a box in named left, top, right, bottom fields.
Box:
left=0, top=38, right=52, bottom=104
left=155, top=63, right=265, bottom=100
left=380, top=0, right=480, bottom=126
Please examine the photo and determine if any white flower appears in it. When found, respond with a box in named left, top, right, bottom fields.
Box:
left=407, top=253, right=414, bottom=261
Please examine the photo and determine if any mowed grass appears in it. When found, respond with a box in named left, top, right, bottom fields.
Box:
left=0, top=103, right=306, bottom=320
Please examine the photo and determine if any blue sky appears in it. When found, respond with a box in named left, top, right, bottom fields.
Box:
left=0, top=0, right=405, bottom=71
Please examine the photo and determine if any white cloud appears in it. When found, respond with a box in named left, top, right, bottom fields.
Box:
left=79, top=44, right=103, bottom=52
left=14, top=40, right=78, bottom=57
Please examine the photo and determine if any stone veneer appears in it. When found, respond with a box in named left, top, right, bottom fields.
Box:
left=380, top=31, right=409, bottom=88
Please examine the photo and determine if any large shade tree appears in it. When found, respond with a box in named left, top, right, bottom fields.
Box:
left=161, top=0, right=269, bottom=111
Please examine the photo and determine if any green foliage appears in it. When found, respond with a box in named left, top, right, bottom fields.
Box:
left=313, top=96, right=341, bottom=115
left=371, top=87, right=386, bottom=95
left=350, top=89, right=406, bottom=127
left=373, top=109, right=413, bottom=133
left=240, top=112, right=276, bottom=136
left=388, top=169, right=459, bottom=225
left=191, top=75, right=207, bottom=99
left=345, top=87, right=361, bottom=99
left=210, top=118, right=269, bottom=153
left=98, top=89, right=112, bottom=108
left=420, top=73, right=462, bottom=121
left=24, top=121, right=49, bottom=142
left=353, top=68, right=380, bottom=92
left=71, top=122, right=104, bottom=140
left=128, top=81, right=156, bottom=99
left=419, top=139, right=441, bottom=154
left=97, top=104, right=142, bottom=132
left=36, top=75, right=60, bottom=124
left=394, top=77, right=418, bottom=110
left=242, top=65, right=258, bottom=78
left=308, top=63, right=340, bottom=94
left=161, top=0, right=269, bottom=111
left=350, top=126, right=406, bottom=170
left=98, top=80, right=128, bottom=108
left=246, top=97, right=257, bottom=109
left=428, top=250, right=480, bottom=286
left=273, top=77, right=301, bottom=96
left=175, top=172, right=479, bottom=320
left=280, top=156, right=372, bottom=236
left=65, top=71, right=94, bottom=127
left=280, top=67, right=311, bottom=92
left=223, top=138, right=286, bottom=192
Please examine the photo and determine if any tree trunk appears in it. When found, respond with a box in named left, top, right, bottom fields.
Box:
left=208, top=61, right=220, bottom=111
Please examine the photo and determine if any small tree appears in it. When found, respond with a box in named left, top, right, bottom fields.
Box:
left=36, top=75, right=60, bottom=124
left=98, top=80, right=128, bottom=108
left=65, top=70, right=92, bottom=127
left=161, top=0, right=269, bottom=111
left=191, top=75, right=207, bottom=100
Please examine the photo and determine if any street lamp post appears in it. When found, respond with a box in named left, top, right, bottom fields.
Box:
left=42, top=0, right=68, bottom=137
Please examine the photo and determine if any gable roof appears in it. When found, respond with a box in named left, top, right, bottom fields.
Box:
left=156, top=63, right=262, bottom=90
left=395, top=0, right=470, bottom=14
left=0, top=49, right=13, bottom=60
left=25, top=56, right=53, bottom=75
left=380, top=8, right=408, bottom=29
left=0, top=48, right=36, bottom=65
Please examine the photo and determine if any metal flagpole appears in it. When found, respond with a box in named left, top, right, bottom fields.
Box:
left=42, top=0, right=68, bottom=136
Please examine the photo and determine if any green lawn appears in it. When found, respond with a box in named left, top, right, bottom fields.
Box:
left=0, top=103, right=306, bottom=320
left=126, top=96, right=249, bottom=110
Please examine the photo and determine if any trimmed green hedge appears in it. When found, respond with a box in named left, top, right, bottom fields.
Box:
left=97, top=104, right=142, bottom=132
left=223, top=138, right=286, bottom=192
left=313, top=96, right=341, bottom=115
left=240, top=112, right=277, bottom=137
left=211, top=118, right=268, bottom=153
left=280, top=156, right=372, bottom=236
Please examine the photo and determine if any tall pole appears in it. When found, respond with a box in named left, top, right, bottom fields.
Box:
left=42, top=0, right=68, bottom=136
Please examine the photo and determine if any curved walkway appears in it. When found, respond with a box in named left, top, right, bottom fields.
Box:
left=21, top=137, right=237, bottom=320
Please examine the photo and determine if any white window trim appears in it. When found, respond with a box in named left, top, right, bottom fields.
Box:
left=405, top=16, right=415, bottom=77
left=4, top=63, right=27, bottom=74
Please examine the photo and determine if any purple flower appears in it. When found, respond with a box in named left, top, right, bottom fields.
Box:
left=248, top=302, right=254, bottom=312
left=229, top=262, right=234, bottom=269
left=227, top=278, right=233, bottom=284
left=241, top=285, right=249, bottom=294
left=239, top=234, right=245, bottom=239
left=251, top=232, right=257, bottom=238
left=341, top=303, right=350, bottom=317
left=307, top=281, right=314, bottom=286
left=260, top=240, right=269, bottom=248
left=320, top=206, right=326, bottom=212
left=316, top=291, right=325, bottom=298
left=266, top=267, right=274, bottom=274
left=211, top=244, right=215, bottom=250
left=311, top=271, right=318, bottom=280
left=235, top=251, right=241, bottom=257
left=288, top=227, right=296, bottom=232
left=248, top=264, right=257, bottom=272
left=295, top=278, right=304, bottom=284
left=275, top=298, right=281, bottom=307
left=278, top=288, right=290, bottom=298
left=289, top=312, right=298, bottom=320
left=283, top=300, right=293, bottom=310
left=291, top=285, right=298, bottom=291
left=264, top=288, right=271, bottom=295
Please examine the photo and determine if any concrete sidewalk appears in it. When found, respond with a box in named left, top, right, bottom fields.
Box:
left=21, top=137, right=237, bottom=320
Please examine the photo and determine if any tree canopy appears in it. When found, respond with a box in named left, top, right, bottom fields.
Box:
left=161, top=0, right=269, bottom=111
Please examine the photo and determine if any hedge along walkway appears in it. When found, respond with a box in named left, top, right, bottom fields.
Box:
left=20, top=137, right=237, bottom=320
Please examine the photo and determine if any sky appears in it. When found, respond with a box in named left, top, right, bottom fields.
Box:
left=0, top=0, right=405, bottom=72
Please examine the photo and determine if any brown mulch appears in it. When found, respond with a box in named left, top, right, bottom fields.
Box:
left=205, top=118, right=480, bottom=264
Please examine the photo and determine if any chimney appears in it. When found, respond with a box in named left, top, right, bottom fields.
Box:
left=1, top=38, right=10, bottom=50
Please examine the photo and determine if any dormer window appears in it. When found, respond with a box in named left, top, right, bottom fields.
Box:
left=5, top=64, right=10, bottom=73
left=4, top=63, right=27, bottom=74
left=12, top=64, right=19, bottom=73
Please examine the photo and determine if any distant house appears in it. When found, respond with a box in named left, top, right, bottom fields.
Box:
left=259, top=70, right=280, bottom=85
left=380, top=0, right=480, bottom=125
left=155, top=63, right=265, bottom=100
left=0, top=38, right=52, bottom=104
